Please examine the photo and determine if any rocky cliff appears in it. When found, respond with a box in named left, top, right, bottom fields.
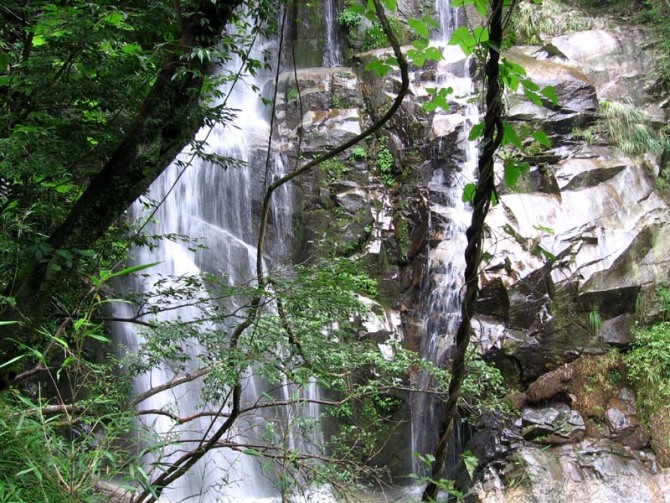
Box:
left=274, top=2, right=670, bottom=500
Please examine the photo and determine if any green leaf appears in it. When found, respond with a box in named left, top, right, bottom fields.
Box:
left=462, top=450, right=478, bottom=479
left=474, top=0, right=489, bottom=16
left=502, top=122, right=522, bottom=148
left=0, top=53, right=9, bottom=69
left=101, top=11, right=125, bottom=28
left=408, top=18, right=429, bottom=38
left=412, top=38, right=429, bottom=50
left=462, top=183, right=476, bottom=203
left=540, top=85, right=559, bottom=106
left=503, top=160, right=521, bottom=187
left=449, top=27, right=475, bottom=56
left=365, top=59, right=393, bottom=77
left=423, top=15, right=440, bottom=29
left=32, top=35, right=47, bottom=47
left=531, top=130, right=552, bottom=148
left=469, top=123, right=484, bottom=141
left=121, top=43, right=143, bottom=55
left=382, top=0, right=398, bottom=11
left=0, top=354, right=25, bottom=369
left=103, top=261, right=161, bottom=281
left=0, top=321, right=18, bottom=326
left=424, top=46, right=443, bottom=61
left=524, top=89, right=543, bottom=107
left=521, top=79, right=540, bottom=92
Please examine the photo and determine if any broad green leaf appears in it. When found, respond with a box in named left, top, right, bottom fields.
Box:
left=503, top=160, right=521, bottom=187
left=521, top=79, right=540, bottom=92
left=462, top=183, right=476, bottom=203
left=524, top=89, right=543, bottom=107
left=121, top=43, right=143, bottom=55
left=532, top=130, right=552, bottom=148
left=540, top=85, right=559, bottom=106
left=101, top=11, right=126, bottom=28
left=469, top=123, right=484, bottom=141
left=502, top=122, right=522, bottom=148
left=501, top=59, right=526, bottom=77
left=412, top=38, right=429, bottom=50
left=408, top=18, right=429, bottom=38
left=423, top=15, right=440, bottom=29
left=449, top=27, right=477, bottom=56
left=382, top=0, right=398, bottom=11
left=0, top=53, right=9, bottom=69
left=423, top=86, right=452, bottom=111
left=32, top=35, right=47, bottom=47
left=472, top=27, right=489, bottom=44
left=474, top=0, right=489, bottom=16
left=408, top=49, right=426, bottom=68
left=365, top=59, right=393, bottom=77
left=462, top=450, right=478, bottom=479
left=424, top=46, right=443, bottom=61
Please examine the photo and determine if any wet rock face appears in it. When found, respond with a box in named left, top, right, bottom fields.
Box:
left=521, top=403, right=586, bottom=445
left=474, top=439, right=668, bottom=503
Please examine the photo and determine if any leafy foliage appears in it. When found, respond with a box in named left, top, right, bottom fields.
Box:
left=625, top=285, right=670, bottom=464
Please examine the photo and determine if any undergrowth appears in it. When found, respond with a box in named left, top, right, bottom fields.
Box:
left=511, top=0, right=605, bottom=44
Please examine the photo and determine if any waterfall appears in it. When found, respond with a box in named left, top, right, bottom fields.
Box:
left=410, top=0, right=479, bottom=475
left=323, top=0, right=343, bottom=67
left=112, top=9, right=321, bottom=501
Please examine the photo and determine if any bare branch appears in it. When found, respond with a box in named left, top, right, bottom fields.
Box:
left=128, top=367, right=211, bottom=408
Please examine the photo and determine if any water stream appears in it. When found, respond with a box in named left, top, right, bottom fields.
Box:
left=112, top=9, right=323, bottom=501
left=410, top=0, right=479, bottom=475
left=323, top=0, right=344, bottom=67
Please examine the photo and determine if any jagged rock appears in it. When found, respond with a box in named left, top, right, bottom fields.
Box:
left=474, top=439, right=669, bottom=503
left=525, top=365, right=574, bottom=403
left=600, top=314, right=634, bottom=347
left=334, top=189, right=367, bottom=212
left=521, top=403, right=586, bottom=445
left=505, top=49, right=598, bottom=133
left=605, top=398, right=637, bottom=437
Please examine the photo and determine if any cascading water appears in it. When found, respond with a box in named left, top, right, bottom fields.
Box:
left=112, top=10, right=321, bottom=502
left=410, top=0, right=479, bottom=475
left=323, top=0, right=344, bottom=67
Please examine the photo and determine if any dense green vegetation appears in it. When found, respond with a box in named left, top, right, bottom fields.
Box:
left=625, top=285, right=670, bottom=465
left=8, top=0, right=668, bottom=501
left=0, top=0, right=511, bottom=500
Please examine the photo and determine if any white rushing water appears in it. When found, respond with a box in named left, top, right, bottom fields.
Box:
left=323, top=0, right=344, bottom=67
left=113, top=8, right=324, bottom=501
left=410, top=0, right=479, bottom=475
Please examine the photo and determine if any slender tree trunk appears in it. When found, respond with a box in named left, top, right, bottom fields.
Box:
left=422, top=0, right=505, bottom=500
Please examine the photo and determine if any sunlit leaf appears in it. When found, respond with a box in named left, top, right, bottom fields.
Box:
left=408, top=18, right=429, bottom=38
left=462, top=183, right=476, bottom=202
left=531, top=130, right=552, bottom=148
left=469, top=123, right=484, bottom=141
left=365, top=59, right=393, bottom=77
left=541, top=85, right=559, bottom=106
left=502, top=122, right=522, bottom=148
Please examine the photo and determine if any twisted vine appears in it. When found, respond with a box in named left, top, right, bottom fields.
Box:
left=422, top=0, right=505, bottom=499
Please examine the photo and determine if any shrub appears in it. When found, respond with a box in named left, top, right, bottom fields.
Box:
left=625, top=285, right=670, bottom=465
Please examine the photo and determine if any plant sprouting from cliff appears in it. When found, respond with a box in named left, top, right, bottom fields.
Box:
left=601, top=100, right=670, bottom=156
